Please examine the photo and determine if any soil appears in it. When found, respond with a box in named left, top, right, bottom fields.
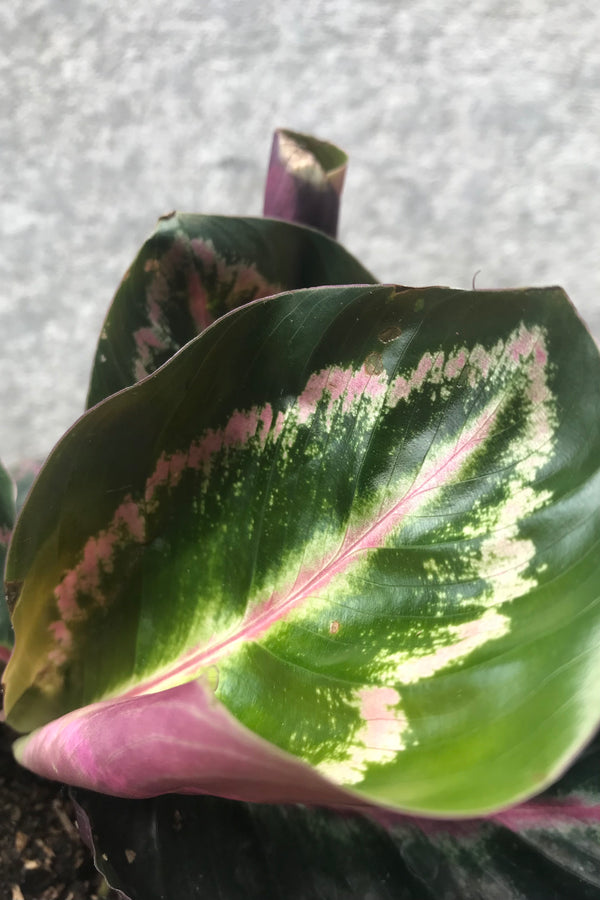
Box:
left=0, top=721, right=121, bottom=900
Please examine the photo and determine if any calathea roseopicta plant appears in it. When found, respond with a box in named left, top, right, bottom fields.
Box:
left=1, top=129, right=600, bottom=899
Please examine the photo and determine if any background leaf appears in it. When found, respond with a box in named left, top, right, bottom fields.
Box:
left=4, top=284, right=600, bottom=816
left=0, top=464, right=15, bottom=663
left=0, top=460, right=44, bottom=663
left=72, top=730, right=600, bottom=900
left=11, top=459, right=43, bottom=513
left=86, top=213, right=375, bottom=407
left=0, top=459, right=16, bottom=661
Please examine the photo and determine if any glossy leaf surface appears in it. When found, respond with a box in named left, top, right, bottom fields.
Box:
left=0, top=459, right=16, bottom=661
left=4, top=284, right=600, bottom=816
left=86, top=213, right=375, bottom=407
left=73, top=731, right=600, bottom=900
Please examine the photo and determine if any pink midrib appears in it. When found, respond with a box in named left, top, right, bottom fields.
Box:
left=124, top=402, right=499, bottom=699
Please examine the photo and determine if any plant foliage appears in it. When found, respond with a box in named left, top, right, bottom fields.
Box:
left=2, top=129, right=600, bottom=898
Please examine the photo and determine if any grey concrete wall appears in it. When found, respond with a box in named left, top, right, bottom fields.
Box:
left=2, top=0, right=599, bottom=466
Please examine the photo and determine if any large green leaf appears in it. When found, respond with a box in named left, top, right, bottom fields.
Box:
left=86, top=213, right=375, bottom=407
left=0, top=459, right=16, bottom=661
left=4, top=284, right=600, bottom=816
left=73, top=730, right=600, bottom=900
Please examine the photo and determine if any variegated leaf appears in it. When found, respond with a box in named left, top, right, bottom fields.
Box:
left=86, top=213, right=375, bottom=408
left=4, top=284, right=600, bottom=816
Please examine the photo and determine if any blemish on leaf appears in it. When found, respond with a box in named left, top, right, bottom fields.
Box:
left=364, top=351, right=384, bottom=376
left=5, top=581, right=22, bottom=615
left=329, top=620, right=340, bottom=635
left=125, top=849, right=136, bottom=864
left=378, top=325, right=402, bottom=344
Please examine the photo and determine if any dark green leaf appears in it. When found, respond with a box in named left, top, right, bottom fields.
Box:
left=0, top=459, right=16, bottom=660
left=86, top=213, right=375, bottom=407
left=73, top=731, right=600, bottom=900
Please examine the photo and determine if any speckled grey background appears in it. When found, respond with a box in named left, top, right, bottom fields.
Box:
left=1, top=1, right=599, bottom=467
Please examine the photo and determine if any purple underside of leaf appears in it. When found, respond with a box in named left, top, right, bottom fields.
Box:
left=12, top=678, right=363, bottom=806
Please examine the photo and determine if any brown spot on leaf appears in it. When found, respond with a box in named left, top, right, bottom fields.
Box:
left=125, top=849, right=136, bottom=864
left=158, top=210, right=177, bottom=220
left=378, top=325, right=402, bottom=344
left=364, top=351, right=383, bottom=376
left=5, top=581, right=22, bottom=615
left=329, top=620, right=340, bottom=635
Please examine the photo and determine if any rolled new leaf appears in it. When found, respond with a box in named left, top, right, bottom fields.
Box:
left=263, top=128, right=348, bottom=238
left=87, top=213, right=375, bottom=408
left=0, top=459, right=16, bottom=662
left=4, top=284, right=600, bottom=816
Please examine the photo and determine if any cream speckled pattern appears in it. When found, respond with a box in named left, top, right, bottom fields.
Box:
left=1, top=0, right=599, bottom=466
